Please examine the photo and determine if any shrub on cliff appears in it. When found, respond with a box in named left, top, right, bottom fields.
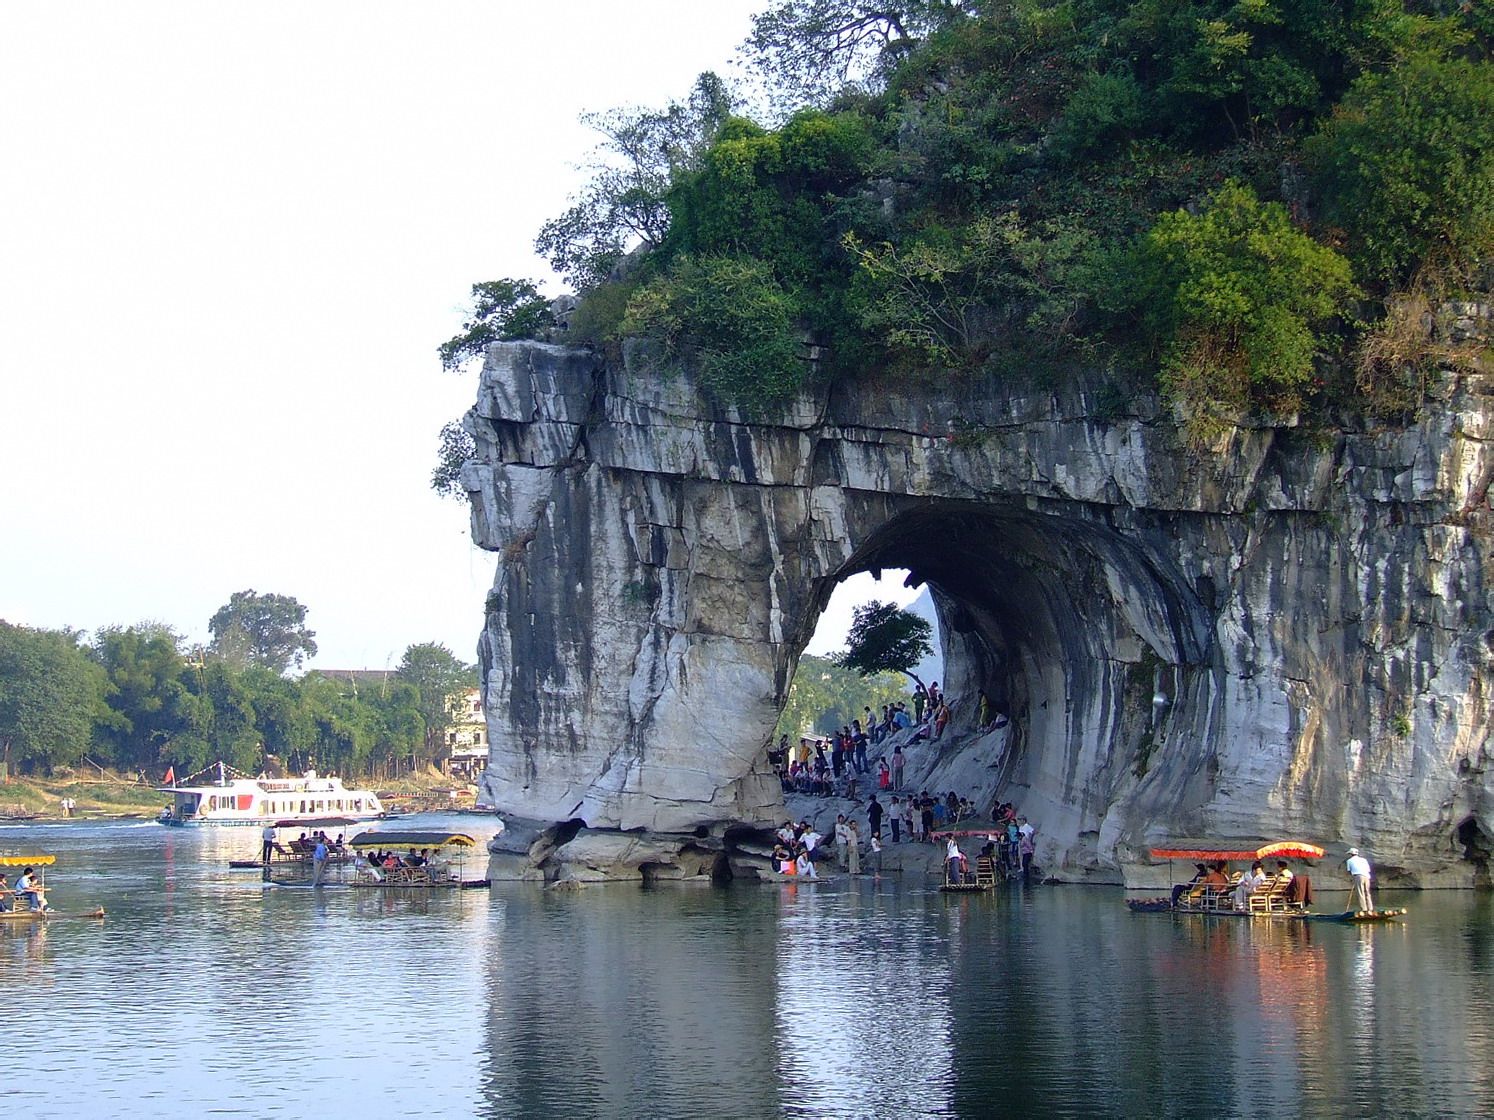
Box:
left=438, top=279, right=553, bottom=371
left=1120, top=181, right=1357, bottom=419
left=1307, top=50, right=1494, bottom=283
left=621, top=254, right=806, bottom=413
left=845, top=211, right=1097, bottom=374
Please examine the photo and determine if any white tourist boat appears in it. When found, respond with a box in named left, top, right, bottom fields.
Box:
left=157, top=762, right=385, bottom=827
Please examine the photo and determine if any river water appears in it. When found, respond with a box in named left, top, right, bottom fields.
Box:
left=2, top=820, right=1491, bottom=1119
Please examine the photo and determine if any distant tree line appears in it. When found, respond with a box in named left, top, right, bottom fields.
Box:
left=0, top=590, right=476, bottom=781
left=774, top=652, right=911, bottom=742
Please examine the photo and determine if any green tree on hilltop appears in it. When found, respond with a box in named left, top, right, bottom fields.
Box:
left=1123, top=181, right=1357, bottom=421
left=743, top=1, right=968, bottom=113
left=535, top=72, right=736, bottom=290
left=1308, top=51, right=1494, bottom=283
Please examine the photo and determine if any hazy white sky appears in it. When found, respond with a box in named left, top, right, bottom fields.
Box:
left=0, top=0, right=918, bottom=668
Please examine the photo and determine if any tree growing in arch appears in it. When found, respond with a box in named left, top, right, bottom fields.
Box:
left=836, top=599, right=933, bottom=689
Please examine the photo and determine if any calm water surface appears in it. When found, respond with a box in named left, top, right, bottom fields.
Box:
left=1, top=820, right=1491, bottom=1118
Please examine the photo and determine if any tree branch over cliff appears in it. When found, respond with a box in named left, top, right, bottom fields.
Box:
left=741, top=0, right=968, bottom=113
left=837, top=600, right=934, bottom=689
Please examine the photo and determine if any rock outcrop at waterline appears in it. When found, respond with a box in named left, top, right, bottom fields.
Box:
left=462, top=331, right=1494, bottom=887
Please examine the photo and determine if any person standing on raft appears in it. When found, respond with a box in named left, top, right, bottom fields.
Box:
left=1345, top=848, right=1375, bottom=913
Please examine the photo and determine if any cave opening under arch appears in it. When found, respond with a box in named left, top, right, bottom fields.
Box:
left=783, top=498, right=1219, bottom=847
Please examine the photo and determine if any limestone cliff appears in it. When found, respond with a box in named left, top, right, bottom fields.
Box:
left=462, top=332, right=1494, bottom=887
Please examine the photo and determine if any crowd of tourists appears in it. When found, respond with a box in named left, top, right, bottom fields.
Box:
left=768, top=682, right=960, bottom=798
left=763, top=682, right=1041, bottom=881
left=766, top=791, right=1038, bottom=881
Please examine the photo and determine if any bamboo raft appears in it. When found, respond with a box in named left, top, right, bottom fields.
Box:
left=0, top=907, right=106, bottom=921
left=0, top=853, right=105, bottom=920
left=939, top=854, right=1001, bottom=893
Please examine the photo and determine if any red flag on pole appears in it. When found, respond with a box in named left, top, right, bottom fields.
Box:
left=163, top=766, right=175, bottom=785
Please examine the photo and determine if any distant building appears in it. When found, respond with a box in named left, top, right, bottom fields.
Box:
left=446, top=688, right=488, bottom=781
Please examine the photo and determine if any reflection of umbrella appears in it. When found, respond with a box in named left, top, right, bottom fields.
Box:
left=271, top=816, right=357, bottom=829
left=1149, top=840, right=1325, bottom=861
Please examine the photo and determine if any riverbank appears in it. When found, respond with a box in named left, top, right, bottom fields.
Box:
left=0, top=771, right=161, bottom=819
left=0, top=766, right=478, bottom=821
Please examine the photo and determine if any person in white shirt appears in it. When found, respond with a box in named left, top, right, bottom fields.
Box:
left=834, top=815, right=850, bottom=867
left=16, top=867, right=48, bottom=912
left=1345, top=848, right=1374, bottom=912
left=795, top=848, right=817, bottom=879
left=945, top=837, right=964, bottom=885
left=1233, top=860, right=1267, bottom=909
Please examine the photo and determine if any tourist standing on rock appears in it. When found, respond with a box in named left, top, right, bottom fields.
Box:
left=834, top=815, right=850, bottom=866
left=932, top=701, right=951, bottom=741
left=1345, top=848, right=1375, bottom=913
left=846, top=819, right=861, bottom=875
left=869, top=831, right=883, bottom=878
left=914, top=684, right=928, bottom=723
left=891, top=744, right=905, bottom=790
left=920, top=793, right=936, bottom=842
left=888, top=797, right=902, bottom=843
left=868, top=795, right=884, bottom=839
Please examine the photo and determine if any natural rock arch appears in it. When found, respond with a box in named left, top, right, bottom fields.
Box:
left=464, top=340, right=1494, bottom=884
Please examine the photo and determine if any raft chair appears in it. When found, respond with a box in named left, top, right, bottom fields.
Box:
left=974, top=856, right=998, bottom=888
left=1246, top=875, right=1294, bottom=914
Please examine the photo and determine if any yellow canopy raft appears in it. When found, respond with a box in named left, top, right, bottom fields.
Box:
left=0, top=852, right=105, bottom=921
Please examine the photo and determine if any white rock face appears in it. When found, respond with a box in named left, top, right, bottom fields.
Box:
left=466, top=341, right=1494, bottom=886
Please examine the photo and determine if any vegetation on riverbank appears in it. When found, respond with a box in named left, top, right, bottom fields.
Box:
left=446, top=0, right=1494, bottom=438
left=1, top=592, right=479, bottom=782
